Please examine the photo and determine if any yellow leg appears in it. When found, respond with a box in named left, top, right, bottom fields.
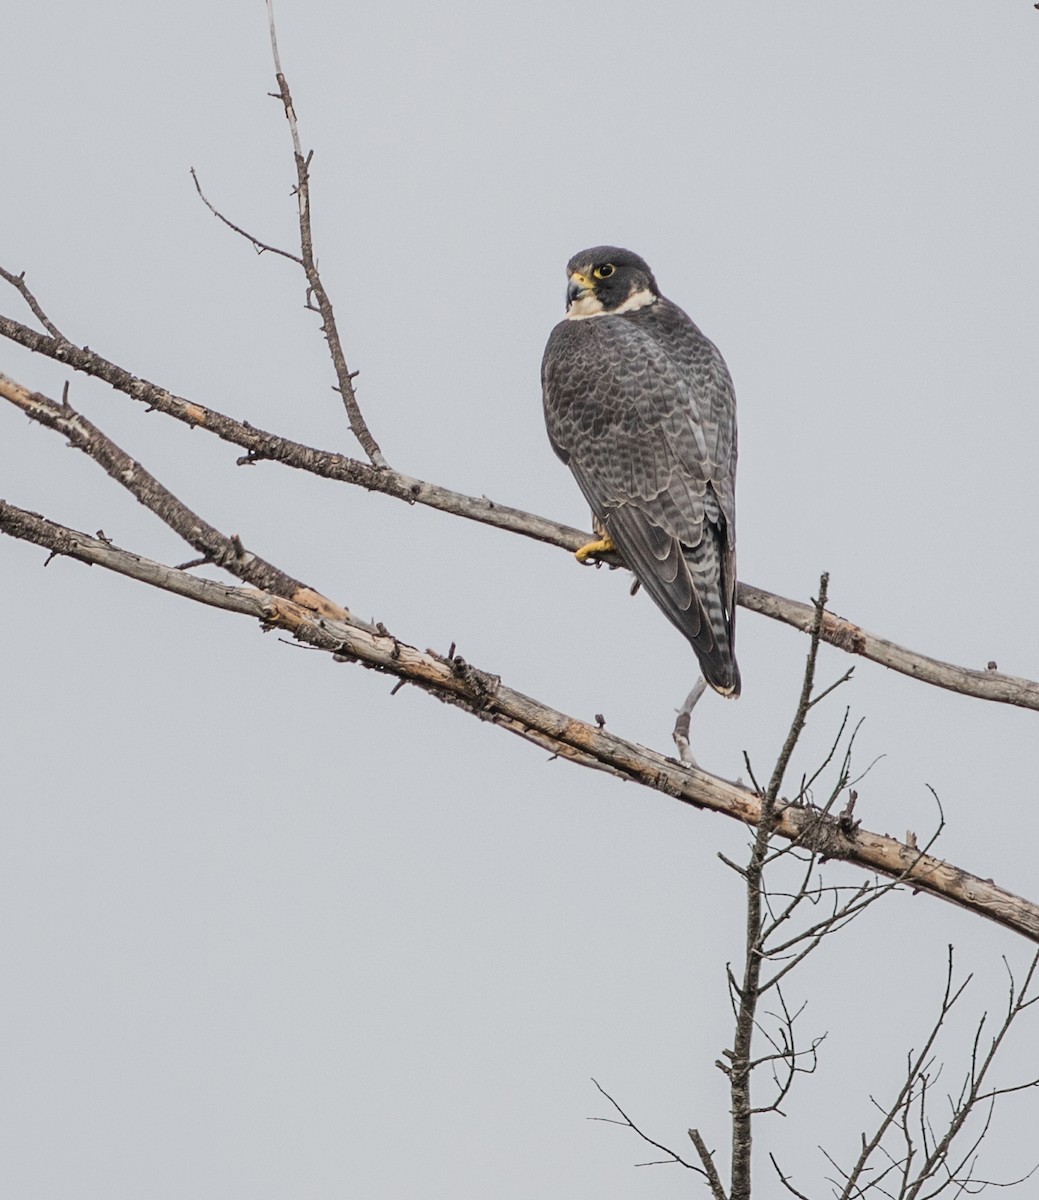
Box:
left=575, top=531, right=616, bottom=563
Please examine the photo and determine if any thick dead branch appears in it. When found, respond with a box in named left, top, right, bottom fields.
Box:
left=0, top=323, right=1036, bottom=715
left=0, top=373, right=349, bottom=622
left=738, top=585, right=1038, bottom=714
left=2, top=498, right=1037, bottom=945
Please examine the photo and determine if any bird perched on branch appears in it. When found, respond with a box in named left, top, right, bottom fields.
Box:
left=541, top=246, right=740, bottom=697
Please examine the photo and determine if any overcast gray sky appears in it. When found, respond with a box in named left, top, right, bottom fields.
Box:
left=3, top=2, right=1039, bottom=1196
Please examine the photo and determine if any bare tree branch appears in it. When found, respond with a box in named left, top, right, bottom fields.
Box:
left=588, top=1079, right=701, bottom=1174
left=747, top=987, right=824, bottom=1117
left=840, top=949, right=967, bottom=1199
left=0, top=315, right=577, bottom=542
left=739, top=585, right=1039, bottom=715
left=901, top=952, right=1039, bottom=1199
left=727, top=577, right=834, bottom=1200
left=1, top=314, right=1036, bottom=715
left=688, top=1128, right=730, bottom=1200
left=713, top=605, right=1020, bottom=1199
left=831, top=947, right=1039, bottom=1199
left=0, top=266, right=67, bottom=339
left=265, top=0, right=386, bottom=468
left=3, top=498, right=1038, bottom=944
left=766, top=574, right=831, bottom=804
left=602, top=587, right=1022, bottom=1199
left=771, top=1151, right=815, bottom=1200
left=0, top=373, right=351, bottom=622
left=190, top=167, right=304, bottom=264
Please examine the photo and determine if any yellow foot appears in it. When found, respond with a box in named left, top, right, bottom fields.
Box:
left=574, top=532, right=616, bottom=563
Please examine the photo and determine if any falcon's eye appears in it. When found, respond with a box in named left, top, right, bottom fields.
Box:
left=594, top=264, right=615, bottom=279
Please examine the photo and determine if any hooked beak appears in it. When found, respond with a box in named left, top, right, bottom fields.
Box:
left=566, top=271, right=593, bottom=308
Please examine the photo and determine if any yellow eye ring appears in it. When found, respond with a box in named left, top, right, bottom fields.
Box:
left=593, top=263, right=615, bottom=279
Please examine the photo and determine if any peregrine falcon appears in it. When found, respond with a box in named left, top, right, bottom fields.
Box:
left=541, top=247, right=740, bottom=697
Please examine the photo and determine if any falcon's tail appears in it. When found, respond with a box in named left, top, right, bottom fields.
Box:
left=605, top=499, right=741, bottom=698
left=682, top=506, right=740, bottom=698
left=691, top=570, right=740, bottom=698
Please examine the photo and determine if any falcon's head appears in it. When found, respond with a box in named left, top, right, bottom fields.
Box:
left=564, top=246, right=661, bottom=320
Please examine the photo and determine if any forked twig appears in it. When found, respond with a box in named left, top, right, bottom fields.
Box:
left=588, top=1079, right=702, bottom=1174
left=828, top=947, right=1039, bottom=1198
left=266, top=0, right=387, bottom=468
left=190, top=168, right=303, bottom=264
left=0, top=265, right=66, bottom=339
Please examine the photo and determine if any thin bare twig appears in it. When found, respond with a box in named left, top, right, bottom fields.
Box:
left=190, top=168, right=304, bottom=263
left=747, top=986, right=824, bottom=1117
left=266, top=0, right=387, bottom=468
left=901, top=951, right=1039, bottom=1199
left=0, top=265, right=67, bottom=339
left=588, top=1079, right=701, bottom=1173
left=766, top=573, right=831, bottom=804
left=771, top=1151, right=814, bottom=1200
left=758, top=804, right=945, bottom=993
left=834, top=947, right=1039, bottom=1199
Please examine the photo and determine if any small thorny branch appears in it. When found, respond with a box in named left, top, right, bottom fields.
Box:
left=775, top=946, right=1039, bottom=1200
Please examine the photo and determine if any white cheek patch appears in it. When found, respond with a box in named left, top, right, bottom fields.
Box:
left=565, top=287, right=658, bottom=321
left=565, top=292, right=606, bottom=320
left=612, top=287, right=658, bottom=314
